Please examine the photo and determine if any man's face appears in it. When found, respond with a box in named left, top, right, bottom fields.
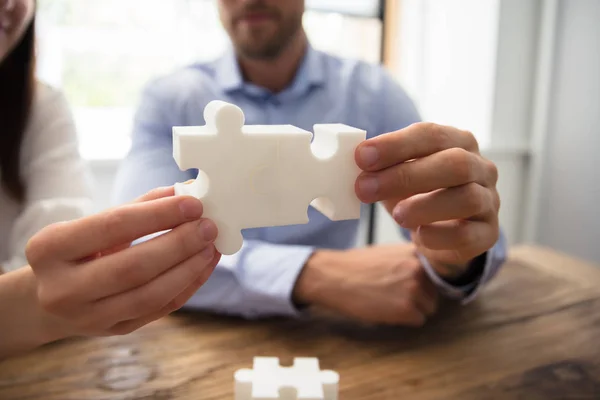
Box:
left=217, top=0, right=304, bottom=59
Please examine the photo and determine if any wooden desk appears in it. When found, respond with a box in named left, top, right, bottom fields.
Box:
left=1, top=245, right=599, bottom=399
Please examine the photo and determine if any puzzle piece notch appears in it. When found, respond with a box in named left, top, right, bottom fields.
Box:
left=173, top=100, right=366, bottom=255
left=234, top=357, right=339, bottom=400
left=308, top=123, right=366, bottom=221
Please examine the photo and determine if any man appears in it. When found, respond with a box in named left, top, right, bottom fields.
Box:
left=113, top=0, right=506, bottom=326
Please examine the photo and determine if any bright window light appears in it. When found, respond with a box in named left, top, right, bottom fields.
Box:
left=35, top=0, right=381, bottom=160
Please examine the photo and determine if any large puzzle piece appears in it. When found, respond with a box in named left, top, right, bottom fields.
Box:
left=172, top=100, right=366, bottom=255
left=234, top=357, right=339, bottom=400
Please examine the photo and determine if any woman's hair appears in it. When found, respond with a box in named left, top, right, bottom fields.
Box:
left=0, top=17, right=36, bottom=203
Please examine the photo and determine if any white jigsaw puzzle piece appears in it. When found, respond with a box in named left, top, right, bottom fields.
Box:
left=234, top=357, right=339, bottom=400
left=172, top=100, right=366, bottom=255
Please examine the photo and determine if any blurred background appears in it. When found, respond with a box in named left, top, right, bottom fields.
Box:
left=34, top=0, right=600, bottom=264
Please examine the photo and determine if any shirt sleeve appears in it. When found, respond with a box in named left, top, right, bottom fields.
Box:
left=185, top=240, right=314, bottom=318
left=112, top=81, right=313, bottom=318
left=378, top=70, right=508, bottom=301
left=399, top=227, right=507, bottom=302
left=1, top=84, right=94, bottom=273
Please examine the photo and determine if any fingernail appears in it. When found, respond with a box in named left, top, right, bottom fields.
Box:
left=359, top=145, right=379, bottom=167
left=200, top=245, right=214, bottom=260
left=358, top=176, right=379, bottom=198
left=393, top=205, right=405, bottom=225
left=179, top=198, right=203, bottom=219
left=199, top=220, right=217, bottom=241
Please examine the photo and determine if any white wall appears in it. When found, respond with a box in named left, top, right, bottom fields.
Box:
left=88, top=161, right=119, bottom=213
left=391, top=0, right=542, bottom=246
left=395, top=0, right=501, bottom=147
left=534, top=0, right=600, bottom=263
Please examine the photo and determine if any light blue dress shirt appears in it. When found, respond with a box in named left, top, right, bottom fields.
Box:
left=112, top=44, right=507, bottom=319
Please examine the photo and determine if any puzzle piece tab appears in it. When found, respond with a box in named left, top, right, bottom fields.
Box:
left=234, top=357, right=339, bottom=400
left=172, top=100, right=366, bottom=255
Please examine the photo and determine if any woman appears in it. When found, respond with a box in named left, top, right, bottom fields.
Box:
left=0, top=0, right=220, bottom=358
left=0, top=0, right=92, bottom=273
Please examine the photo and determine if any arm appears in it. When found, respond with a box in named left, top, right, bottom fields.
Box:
left=1, top=84, right=93, bottom=273
left=0, top=84, right=95, bottom=356
left=0, top=267, right=63, bottom=358
left=377, top=71, right=507, bottom=302
left=112, top=82, right=311, bottom=319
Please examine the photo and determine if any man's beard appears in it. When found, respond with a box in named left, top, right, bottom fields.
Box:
left=234, top=16, right=303, bottom=60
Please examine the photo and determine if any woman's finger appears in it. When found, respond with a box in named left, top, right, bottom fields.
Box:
left=71, top=217, right=218, bottom=302
left=132, top=186, right=176, bottom=203
left=26, top=195, right=204, bottom=265
left=105, top=253, right=220, bottom=336
left=166, top=251, right=221, bottom=311
left=89, top=243, right=218, bottom=323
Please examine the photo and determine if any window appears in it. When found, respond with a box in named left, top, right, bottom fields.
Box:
left=35, top=0, right=382, bottom=160
left=391, top=0, right=501, bottom=147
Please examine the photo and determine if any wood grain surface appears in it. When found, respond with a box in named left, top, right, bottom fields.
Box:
left=0, top=245, right=599, bottom=400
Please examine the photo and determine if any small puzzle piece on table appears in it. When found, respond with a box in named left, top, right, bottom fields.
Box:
left=172, top=100, right=366, bottom=255
left=234, top=356, right=339, bottom=400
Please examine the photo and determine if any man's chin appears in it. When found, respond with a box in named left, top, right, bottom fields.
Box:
left=236, top=41, right=284, bottom=60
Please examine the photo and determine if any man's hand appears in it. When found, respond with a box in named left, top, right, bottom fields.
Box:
left=293, top=244, right=439, bottom=326
left=354, top=122, right=500, bottom=277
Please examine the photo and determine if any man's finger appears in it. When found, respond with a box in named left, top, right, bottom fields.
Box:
left=355, top=122, right=479, bottom=172
left=392, top=183, right=496, bottom=229
left=415, top=220, right=499, bottom=262
left=414, top=293, right=438, bottom=317
left=396, top=304, right=427, bottom=327
left=356, top=148, right=494, bottom=204
left=72, top=217, right=218, bottom=301
left=414, top=266, right=440, bottom=298
left=26, top=195, right=205, bottom=264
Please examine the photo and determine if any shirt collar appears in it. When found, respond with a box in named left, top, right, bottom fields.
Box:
left=213, top=43, right=326, bottom=97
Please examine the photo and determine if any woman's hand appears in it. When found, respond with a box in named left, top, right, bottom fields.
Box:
left=25, top=186, right=220, bottom=339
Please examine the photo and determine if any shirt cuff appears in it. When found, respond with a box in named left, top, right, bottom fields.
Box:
left=236, top=242, right=316, bottom=318
left=418, top=234, right=506, bottom=304
left=183, top=239, right=317, bottom=319
left=418, top=252, right=483, bottom=302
